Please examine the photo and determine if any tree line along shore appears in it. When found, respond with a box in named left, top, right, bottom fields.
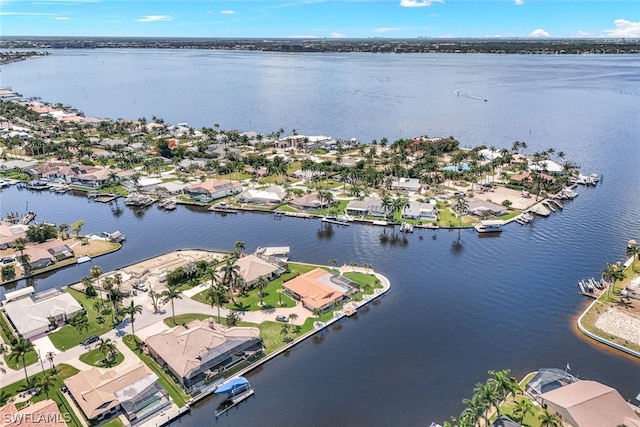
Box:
left=2, top=36, right=640, bottom=54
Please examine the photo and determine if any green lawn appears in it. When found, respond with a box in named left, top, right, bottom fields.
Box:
left=192, top=263, right=319, bottom=311
left=48, top=288, right=123, bottom=351
left=0, top=310, right=38, bottom=370
left=78, top=348, right=125, bottom=368
left=499, top=396, right=546, bottom=427
left=122, top=335, right=191, bottom=408
left=0, top=364, right=82, bottom=427
left=101, top=418, right=125, bottom=427
left=164, top=313, right=212, bottom=327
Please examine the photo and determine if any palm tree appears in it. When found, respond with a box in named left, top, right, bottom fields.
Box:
left=220, top=256, right=241, bottom=303
left=512, top=398, right=534, bottom=424
left=538, top=410, right=561, bottom=427
left=207, top=284, right=228, bottom=322
left=8, top=338, right=34, bottom=384
left=90, top=265, right=104, bottom=301
left=45, top=351, right=55, bottom=373
left=71, top=312, right=89, bottom=339
left=122, top=301, right=143, bottom=336
left=35, top=372, right=56, bottom=398
left=13, top=237, right=26, bottom=256
left=161, top=285, right=183, bottom=322
left=233, top=240, right=245, bottom=258
left=602, top=261, right=625, bottom=298
left=149, top=289, right=161, bottom=313
left=97, top=338, right=116, bottom=361
left=255, top=275, right=268, bottom=307
left=489, top=369, right=521, bottom=414
left=453, top=194, right=468, bottom=227
left=288, top=313, right=299, bottom=323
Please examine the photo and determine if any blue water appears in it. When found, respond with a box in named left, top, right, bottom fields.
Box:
left=1, top=50, right=639, bottom=425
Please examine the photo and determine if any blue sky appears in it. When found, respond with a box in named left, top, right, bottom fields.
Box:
left=1, top=0, right=639, bottom=38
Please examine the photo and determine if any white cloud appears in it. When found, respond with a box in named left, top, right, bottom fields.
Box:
left=604, top=19, right=640, bottom=38
left=220, top=10, right=235, bottom=15
left=400, top=0, right=443, bottom=8
left=0, top=11, right=60, bottom=16
left=136, top=15, right=173, bottom=23
left=331, top=32, right=346, bottom=38
left=53, top=16, right=71, bottom=20
left=514, top=0, right=524, bottom=5
left=574, top=31, right=593, bottom=37
left=374, top=27, right=401, bottom=33
left=529, top=29, right=550, bottom=37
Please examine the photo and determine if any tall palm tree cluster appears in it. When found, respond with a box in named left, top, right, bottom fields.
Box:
left=446, top=370, right=521, bottom=427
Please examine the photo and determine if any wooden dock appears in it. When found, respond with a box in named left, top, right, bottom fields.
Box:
left=214, top=389, right=255, bottom=418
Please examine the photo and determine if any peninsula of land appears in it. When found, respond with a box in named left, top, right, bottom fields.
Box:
left=0, top=247, right=389, bottom=427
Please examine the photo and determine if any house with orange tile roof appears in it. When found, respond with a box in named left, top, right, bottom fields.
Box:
left=283, top=268, right=355, bottom=313
left=0, top=399, right=67, bottom=427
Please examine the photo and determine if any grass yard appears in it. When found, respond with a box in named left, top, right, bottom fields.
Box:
left=192, top=263, right=319, bottom=311
left=78, top=348, right=125, bottom=368
left=48, top=288, right=123, bottom=351
left=164, top=313, right=211, bottom=327
left=0, top=364, right=82, bottom=427
left=122, top=335, right=191, bottom=408
left=101, top=418, right=125, bottom=427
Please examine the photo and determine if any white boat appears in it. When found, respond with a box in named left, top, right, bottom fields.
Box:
left=474, top=220, right=504, bottom=233
left=0, top=179, right=10, bottom=188
left=372, top=220, right=388, bottom=226
left=76, top=256, right=91, bottom=264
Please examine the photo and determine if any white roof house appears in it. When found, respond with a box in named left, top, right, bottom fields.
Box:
left=236, top=185, right=286, bottom=205
left=390, top=177, right=421, bottom=192
left=3, top=287, right=83, bottom=339
left=528, top=159, right=565, bottom=174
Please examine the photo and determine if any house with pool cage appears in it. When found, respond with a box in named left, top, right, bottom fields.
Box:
left=63, top=362, right=170, bottom=424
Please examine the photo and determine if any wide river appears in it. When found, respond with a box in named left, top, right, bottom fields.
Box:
left=1, top=50, right=639, bottom=425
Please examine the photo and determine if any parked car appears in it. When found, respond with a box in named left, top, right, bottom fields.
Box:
left=82, top=335, right=99, bottom=346
left=275, top=315, right=288, bottom=322
left=133, top=283, right=148, bottom=292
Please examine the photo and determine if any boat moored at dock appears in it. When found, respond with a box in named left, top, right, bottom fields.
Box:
left=474, top=220, right=504, bottom=233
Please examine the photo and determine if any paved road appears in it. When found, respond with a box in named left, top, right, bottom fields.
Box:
left=1, top=264, right=376, bottom=388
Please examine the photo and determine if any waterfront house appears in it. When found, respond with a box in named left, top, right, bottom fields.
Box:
left=2, top=287, right=83, bottom=339
left=234, top=254, right=286, bottom=288
left=0, top=222, right=28, bottom=249
left=290, top=193, right=325, bottom=210
left=390, top=177, right=422, bottom=192
left=64, top=362, right=170, bottom=424
left=145, top=319, right=263, bottom=390
left=510, top=172, right=555, bottom=187
left=345, top=197, right=386, bottom=217
left=236, top=185, right=286, bottom=205
left=23, top=239, right=74, bottom=269
left=184, top=179, right=243, bottom=202
left=403, top=201, right=438, bottom=220
left=528, top=159, right=566, bottom=175
left=538, top=380, right=640, bottom=427
left=0, top=399, right=67, bottom=427
left=282, top=268, right=355, bottom=313
left=466, top=198, right=507, bottom=217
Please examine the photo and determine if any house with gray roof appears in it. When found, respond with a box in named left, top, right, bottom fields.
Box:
left=145, top=319, right=262, bottom=390
left=346, top=197, right=386, bottom=217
